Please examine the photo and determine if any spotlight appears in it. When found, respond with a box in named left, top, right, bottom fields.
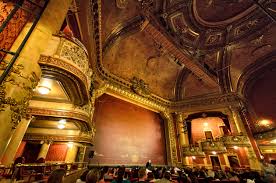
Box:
left=212, top=151, right=217, bottom=155
left=192, top=156, right=196, bottom=159
left=233, top=146, right=238, bottom=150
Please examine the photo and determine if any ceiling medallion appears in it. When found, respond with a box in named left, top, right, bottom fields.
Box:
left=130, top=77, right=151, bottom=97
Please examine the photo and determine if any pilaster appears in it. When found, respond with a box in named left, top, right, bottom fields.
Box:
left=0, top=0, right=72, bottom=159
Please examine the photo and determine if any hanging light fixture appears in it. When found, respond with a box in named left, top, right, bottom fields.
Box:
left=57, top=119, right=66, bottom=129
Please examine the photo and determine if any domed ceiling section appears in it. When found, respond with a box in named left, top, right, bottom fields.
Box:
left=91, top=0, right=275, bottom=102
left=193, top=0, right=254, bottom=25
left=103, top=31, right=182, bottom=100
left=102, top=0, right=140, bottom=42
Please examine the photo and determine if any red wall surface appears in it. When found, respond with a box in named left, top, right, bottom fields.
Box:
left=91, top=94, right=167, bottom=165
left=46, top=144, right=68, bottom=162
left=191, top=117, right=224, bottom=143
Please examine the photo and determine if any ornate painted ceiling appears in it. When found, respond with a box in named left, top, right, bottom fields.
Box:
left=76, top=0, right=276, bottom=133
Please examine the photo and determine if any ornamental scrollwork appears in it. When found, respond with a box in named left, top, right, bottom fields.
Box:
left=0, top=62, right=39, bottom=128
left=60, top=38, right=89, bottom=75
left=130, top=77, right=151, bottom=97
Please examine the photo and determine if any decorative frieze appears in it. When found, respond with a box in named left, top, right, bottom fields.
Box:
left=23, top=133, right=94, bottom=145
left=182, top=146, right=205, bottom=157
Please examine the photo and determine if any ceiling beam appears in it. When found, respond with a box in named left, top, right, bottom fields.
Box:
left=143, top=22, right=219, bottom=88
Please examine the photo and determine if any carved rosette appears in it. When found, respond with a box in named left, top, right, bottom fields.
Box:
left=130, top=77, right=151, bottom=97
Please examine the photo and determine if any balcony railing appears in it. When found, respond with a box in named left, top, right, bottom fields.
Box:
left=201, top=141, right=227, bottom=153
left=182, top=134, right=250, bottom=156
left=182, top=146, right=205, bottom=156
left=219, top=135, right=250, bottom=147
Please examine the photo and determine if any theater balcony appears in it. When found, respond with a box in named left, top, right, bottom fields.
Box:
left=182, top=146, right=205, bottom=157
left=11, top=33, right=95, bottom=165
left=201, top=140, right=227, bottom=153
left=38, top=33, right=92, bottom=106
left=220, top=134, right=251, bottom=147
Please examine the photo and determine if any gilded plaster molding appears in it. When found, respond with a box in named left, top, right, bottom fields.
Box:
left=0, top=61, right=39, bottom=128
left=160, top=111, right=178, bottom=166
left=27, top=107, right=90, bottom=124
left=23, top=133, right=94, bottom=145
left=89, top=0, right=248, bottom=113
left=39, top=55, right=89, bottom=90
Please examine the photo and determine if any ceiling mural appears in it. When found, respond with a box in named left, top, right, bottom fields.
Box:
left=193, top=0, right=254, bottom=24
left=103, top=31, right=182, bottom=100
left=73, top=0, right=276, bottom=134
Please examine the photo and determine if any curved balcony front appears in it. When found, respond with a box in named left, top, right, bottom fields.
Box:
left=38, top=33, right=92, bottom=106
left=182, top=146, right=205, bottom=157
left=201, top=141, right=227, bottom=153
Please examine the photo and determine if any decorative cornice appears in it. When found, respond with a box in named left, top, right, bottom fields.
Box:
left=254, top=128, right=276, bottom=140
left=39, top=55, right=89, bottom=90
left=27, top=107, right=90, bottom=124
left=23, top=133, right=94, bottom=145
left=89, top=0, right=259, bottom=113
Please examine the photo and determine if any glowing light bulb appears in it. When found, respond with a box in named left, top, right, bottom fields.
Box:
left=37, top=86, right=51, bottom=95
left=57, top=124, right=65, bottom=129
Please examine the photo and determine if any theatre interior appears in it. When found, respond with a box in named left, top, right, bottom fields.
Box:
left=0, top=0, right=276, bottom=182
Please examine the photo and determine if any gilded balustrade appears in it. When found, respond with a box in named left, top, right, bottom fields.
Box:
left=182, top=146, right=205, bottom=157
left=182, top=134, right=250, bottom=156
left=220, top=135, right=250, bottom=147
left=201, top=140, right=227, bottom=153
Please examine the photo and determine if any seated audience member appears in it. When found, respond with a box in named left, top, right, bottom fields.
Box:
left=11, top=157, right=25, bottom=181
left=76, top=170, right=89, bottom=183
left=111, top=167, right=130, bottom=183
left=228, top=172, right=240, bottom=183
left=105, top=168, right=115, bottom=180
left=261, top=160, right=276, bottom=183
left=198, top=167, right=208, bottom=178
left=176, top=171, right=189, bottom=183
left=136, top=168, right=148, bottom=183
left=150, top=169, right=160, bottom=182
left=99, top=169, right=106, bottom=183
left=155, top=172, right=171, bottom=183
left=47, top=169, right=66, bottom=183
left=86, top=168, right=100, bottom=183
left=35, top=157, right=46, bottom=181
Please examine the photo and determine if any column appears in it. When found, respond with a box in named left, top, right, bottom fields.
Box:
left=65, top=143, right=78, bottom=163
left=230, top=106, right=262, bottom=170
left=230, top=107, right=244, bottom=134
left=37, top=142, right=51, bottom=160
left=223, top=154, right=230, bottom=168
left=222, top=109, right=239, bottom=134
left=176, top=113, right=188, bottom=165
left=1, top=117, right=33, bottom=165
left=160, top=112, right=178, bottom=166
left=245, top=147, right=261, bottom=170
left=0, top=0, right=72, bottom=160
